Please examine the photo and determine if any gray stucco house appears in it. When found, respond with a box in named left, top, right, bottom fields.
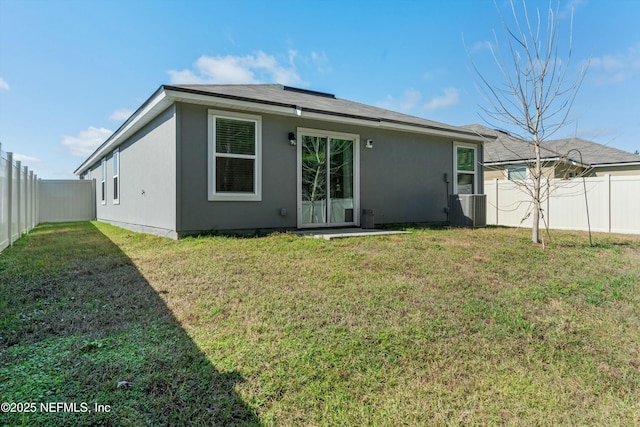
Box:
left=75, top=84, right=488, bottom=238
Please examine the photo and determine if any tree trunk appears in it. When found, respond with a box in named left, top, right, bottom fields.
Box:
left=532, top=183, right=540, bottom=243
left=532, top=135, right=542, bottom=243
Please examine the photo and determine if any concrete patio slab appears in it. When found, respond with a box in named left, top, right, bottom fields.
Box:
left=293, top=228, right=411, bottom=240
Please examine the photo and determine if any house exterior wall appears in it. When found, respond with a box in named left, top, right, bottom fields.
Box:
left=484, top=167, right=506, bottom=181
left=176, top=102, right=296, bottom=234
left=554, top=164, right=588, bottom=178
left=87, top=105, right=178, bottom=237
left=593, top=165, right=640, bottom=176
left=485, top=161, right=640, bottom=181
left=359, top=127, right=471, bottom=225
left=176, top=102, right=483, bottom=235
left=484, top=163, right=564, bottom=180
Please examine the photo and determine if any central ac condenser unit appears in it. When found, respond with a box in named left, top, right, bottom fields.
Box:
left=449, top=194, right=487, bottom=227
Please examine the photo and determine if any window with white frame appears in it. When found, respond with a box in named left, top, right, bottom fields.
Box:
left=101, top=158, right=106, bottom=204
left=454, top=144, right=477, bottom=194
left=208, top=110, right=262, bottom=201
left=113, top=148, right=120, bottom=204
left=506, top=165, right=527, bottom=181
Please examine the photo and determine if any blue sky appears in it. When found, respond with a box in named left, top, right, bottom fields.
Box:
left=1, top=0, right=639, bottom=179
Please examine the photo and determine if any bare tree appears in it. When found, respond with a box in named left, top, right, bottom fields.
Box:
left=466, top=0, right=588, bottom=243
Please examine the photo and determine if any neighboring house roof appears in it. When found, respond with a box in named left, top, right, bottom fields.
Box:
left=544, top=138, right=640, bottom=166
left=75, top=84, right=493, bottom=176
left=462, top=124, right=560, bottom=165
left=463, top=124, right=640, bottom=168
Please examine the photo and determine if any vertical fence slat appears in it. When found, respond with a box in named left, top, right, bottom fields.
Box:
left=7, top=152, right=14, bottom=247
left=16, top=161, right=22, bottom=238
left=606, top=174, right=611, bottom=233
left=0, top=144, right=7, bottom=251
left=21, top=165, right=27, bottom=236
left=485, top=176, right=640, bottom=235
left=0, top=147, right=42, bottom=252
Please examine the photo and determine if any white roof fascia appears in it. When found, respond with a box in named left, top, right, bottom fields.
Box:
left=296, top=110, right=381, bottom=128
left=379, top=120, right=487, bottom=142
left=592, top=161, right=640, bottom=167
left=485, top=157, right=564, bottom=166
left=74, top=90, right=172, bottom=175
left=478, top=157, right=639, bottom=169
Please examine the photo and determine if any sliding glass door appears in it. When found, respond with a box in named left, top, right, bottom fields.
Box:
left=298, top=129, right=359, bottom=227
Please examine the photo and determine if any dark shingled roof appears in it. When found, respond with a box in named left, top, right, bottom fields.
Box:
left=544, top=138, right=640, bottom=165
left=461, top=124, right=559, bottom=163
left=167, top=84, right=488, bottom=138
left=75, top=84, right=493, bottom=176
left=462, top=124, right=640, bottom=166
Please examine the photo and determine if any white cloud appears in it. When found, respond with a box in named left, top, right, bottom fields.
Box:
left=573, top=127, right=619, bottom=142
left=287, top=49, right=298, bottom=66
left=378, top=87, right=460, bottom=113
left=590, top=42, right=640, bottom=85
left=167, top=51, right=303, bottom=86
left=377, top=89, right=422, bottom=112
left=423, top=87, right=460, bottom=111
left=109, top=108, right=135, bottom=121
left=62, top=126, right=112, bottom=157
left=559, top=0, right=587, bottom=19
left=13, top=153, right=41, bottom=163
left=0, top=77, right=9, bottom=91
left=469, top=40, right=493, bottom=53
left=310, top=51, right=331, bottom=73
left=399, top=89, right=422, bottom=111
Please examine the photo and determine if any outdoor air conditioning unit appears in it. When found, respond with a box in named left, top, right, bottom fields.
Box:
left=449, top=194, right=487, bottom=228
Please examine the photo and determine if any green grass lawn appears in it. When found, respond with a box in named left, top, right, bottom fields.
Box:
left=1, top=222, right=639, bottom=426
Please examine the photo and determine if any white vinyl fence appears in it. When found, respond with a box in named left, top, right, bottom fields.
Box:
left=485, top=175, right=640, bottom=235
left=0, top=144, right=39, bottom=251
left=1, top=143, right=97, bottom=252
left=38, top=180, right=95, bottom=223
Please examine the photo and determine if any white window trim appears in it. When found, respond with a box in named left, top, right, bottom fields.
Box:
left=100, top=157, right=106, bottom=205
left=113, top=148, right=120, bottom=205
left=207, top=109, right=262, bottom=201
left=453, top=142, right=478, bottom=194
left=296, top=127, right=360, bottom=229
left=505, top=165, right=529, bottom=181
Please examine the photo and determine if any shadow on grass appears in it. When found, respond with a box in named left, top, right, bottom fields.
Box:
left=0, top=222, right=260, bottom=426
